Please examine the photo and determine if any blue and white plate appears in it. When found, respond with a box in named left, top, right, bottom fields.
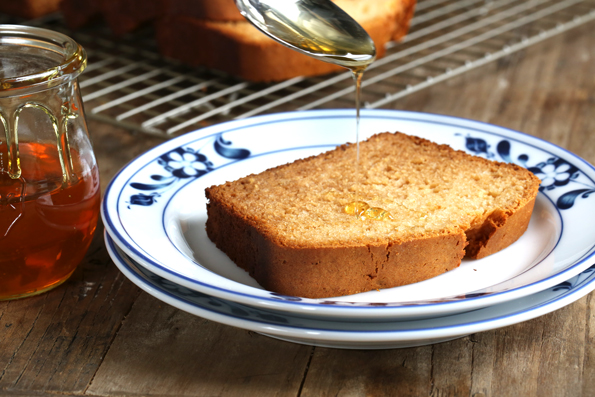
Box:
left=102, top=110, right=595, bottom=320
left=105, top=231, right=595, bottom=349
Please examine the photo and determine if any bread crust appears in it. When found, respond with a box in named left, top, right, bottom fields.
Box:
left=465, top=196, right=537, bottom=259
left=393, top=0, right=417, bottom=41
left=206, top=189, right=467, bottom=298
left=161, top=0, right=244, bottom=21
left=157, top=17, right=346, bottom=81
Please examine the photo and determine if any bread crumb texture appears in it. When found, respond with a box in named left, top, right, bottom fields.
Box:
left=207, top=132, right=539, bottom=248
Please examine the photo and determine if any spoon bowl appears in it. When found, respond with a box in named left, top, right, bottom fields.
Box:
left=234, top=0, right=376, bottom=70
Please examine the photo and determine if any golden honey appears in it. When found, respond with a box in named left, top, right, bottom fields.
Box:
left=345, top=201, right=393, bottom=221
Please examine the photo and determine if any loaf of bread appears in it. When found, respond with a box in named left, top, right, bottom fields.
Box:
left=156, top=0, right=417, bottom=82
left=205, top=132, right=541, bottom=298
left=161, top=0, right=244, bottom=21
left=0, top=0, right=60, bottom=19
left=60, top=0, right=100, bottom=31
left=61, top=0, right=159, bottom=35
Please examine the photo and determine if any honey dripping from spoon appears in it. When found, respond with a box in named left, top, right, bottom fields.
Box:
left=233, top=0, right=389, bottom=220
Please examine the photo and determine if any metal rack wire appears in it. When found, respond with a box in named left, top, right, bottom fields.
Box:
left=4, top=0, right=595, bottom=138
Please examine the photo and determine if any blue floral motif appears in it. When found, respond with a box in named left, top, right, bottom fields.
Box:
left=214, top=134, right=251, bottom=159
left=496, top=140, right=512, bottom=163
left=527, top=158, right=579, bottom=191
left=557, top=189, right=595, bottom=210
left=127, top=134, right=250, bottom=207
left=456, top=134, right=494, bottom=158
left=129, top=192, right=160, bottom=206
left=525, top=157, right=595, bottom=210
left=162, top=148, right=212, bottom=178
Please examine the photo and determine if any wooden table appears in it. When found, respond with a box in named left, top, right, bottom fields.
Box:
left=1, top=22, right=594, bottom=397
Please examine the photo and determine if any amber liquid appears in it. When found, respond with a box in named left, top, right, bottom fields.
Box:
left=352, top=68, right=364, bottom=164
left=0, top=142, right=101, bottom=300
left=344, top=65, right=392, bottom=220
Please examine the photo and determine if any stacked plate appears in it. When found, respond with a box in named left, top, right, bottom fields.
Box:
left=102, top=110, right=595, bottom=349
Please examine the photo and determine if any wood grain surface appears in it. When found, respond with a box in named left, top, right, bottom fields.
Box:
left=0, top=21, right=594, bottom=397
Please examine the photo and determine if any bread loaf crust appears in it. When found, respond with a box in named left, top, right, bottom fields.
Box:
left=157, top=17, right=346, bottom=81
left=161, top=0, right=244, bottom=21
left=206, top=189, right=467, bottom=298
left=393, top=0, right=417, bottom=41
left=465, top=196, right=536, bottom=259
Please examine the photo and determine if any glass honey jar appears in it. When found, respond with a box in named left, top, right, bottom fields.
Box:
left=0, top=25, right=100, bottom=300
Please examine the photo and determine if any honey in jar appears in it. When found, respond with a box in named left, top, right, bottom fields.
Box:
left=0, top=143, right=100, bottom=299
left=0, top=25, right=100, bottom=300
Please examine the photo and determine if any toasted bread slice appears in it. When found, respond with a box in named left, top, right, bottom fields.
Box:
left=205, top=132, right=540, bottom=298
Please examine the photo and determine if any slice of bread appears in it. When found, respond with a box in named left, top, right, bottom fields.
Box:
left=156, top=0, right=416, bottom=82
left=205, top=132, right=541, bottom=298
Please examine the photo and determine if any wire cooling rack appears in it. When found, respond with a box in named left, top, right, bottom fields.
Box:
left=4, top=0, right=595, bottom=138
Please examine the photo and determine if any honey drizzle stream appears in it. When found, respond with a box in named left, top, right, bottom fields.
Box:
left=345, top=67, right=393, bottom=221
left=292, top=33, right=391, bottom=220
left=352, top=68, right=364, bottom=165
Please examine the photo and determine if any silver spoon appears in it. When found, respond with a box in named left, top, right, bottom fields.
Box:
left=234, top=0, right=376, bottom=71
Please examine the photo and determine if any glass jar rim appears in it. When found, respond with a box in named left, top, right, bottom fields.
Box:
left=0, top=24, right=87, bottom=93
